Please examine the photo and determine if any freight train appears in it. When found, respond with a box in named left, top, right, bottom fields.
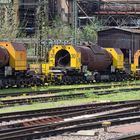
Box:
left=0, top=42, right=43, bottom=88
left=41, top=42, right=133, bottom=85
left=0, top=41, right=139, bottom=88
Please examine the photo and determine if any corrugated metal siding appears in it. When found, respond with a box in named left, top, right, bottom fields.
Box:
left=98, top=28, right=140, bottom=55
left=98, top=30, right=131, bottom=49
left=133, top=33, right=140, bottom=53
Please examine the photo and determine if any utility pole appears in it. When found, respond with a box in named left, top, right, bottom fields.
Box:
left=72, top=0, right=77, bottom=45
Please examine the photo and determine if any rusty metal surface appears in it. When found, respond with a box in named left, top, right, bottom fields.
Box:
left=78, top=0, right=140, bottom=16
left=77, top=44, right=112, bottom=71
left=94, top=11, right=140, bottom=15
left=100, top=5, right=140, bottom=12
left=0, top=46, right=9, bottom=68
left=23, top=116, right=63, bottom=127
left=102, top=0, right=140, bottom=3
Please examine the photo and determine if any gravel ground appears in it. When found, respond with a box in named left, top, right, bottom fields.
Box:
left=36, top=130, right=123, bottom=140
left=36, top=122, right=140, bottom=140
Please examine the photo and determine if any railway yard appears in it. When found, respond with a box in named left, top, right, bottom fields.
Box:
left=0, top=1, right=140, bottom=140
left=0, top=81, right=140, bottom=140
left=0, top=0, right=140, bottom=140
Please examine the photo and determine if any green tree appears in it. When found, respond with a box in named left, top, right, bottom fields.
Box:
left=41, top=18, right=73, bottom=40
left=0, top=4, right=25, bottom=41
left=81, top=21, right=101, bottom=42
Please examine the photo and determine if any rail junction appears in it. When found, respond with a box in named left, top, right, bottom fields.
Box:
left=0, top=100, right=140, bottom=140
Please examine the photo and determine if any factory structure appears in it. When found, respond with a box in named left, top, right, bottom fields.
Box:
left=0, top=0, right=140, bottom=35
left=76, top=0, right=140, bottom=27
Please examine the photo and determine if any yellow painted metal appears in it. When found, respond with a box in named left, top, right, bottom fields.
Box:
left=30, top=64, right=42, bottom=73
left=42, top=45, right=81, bottom=76
left=49, top=45, right=81, bottom=69
left=43, top=69, right=62, bottom=82
left=134, top=50, right=140, bottom=68
left=42, top=63, right=50, bottom=75
left=131, top=50, right=140, bottom=73
left=0, top=42, right=27, bottom=70
left=131, top=63, right=136, bottom=74
left=105, top=48, right=124, bottom=69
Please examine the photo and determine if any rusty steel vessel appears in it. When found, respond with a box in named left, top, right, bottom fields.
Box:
left=74, top=45, right=112, bottom=71
left=55, top=44, right=112, bottom=72
left=0, top=47, right=9, bottom=68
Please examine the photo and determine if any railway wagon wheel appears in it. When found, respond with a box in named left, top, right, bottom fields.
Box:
left=94, top=73, right=101, bottom=82
left=9, top=79, right=16, bottom=87
left=30, top=79, right=35, bottom=87
left=21, top=79, right=27, bottom=87
left=0, top=80, right=5, bottom=89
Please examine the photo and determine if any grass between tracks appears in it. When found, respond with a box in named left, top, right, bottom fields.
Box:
left=0, top=83, right=104, bottom=94
left=0, top=80, right=140, bottom=95
left=0, top=83, right=140, bottom=113
left=0, top=84, right=140, bottom=100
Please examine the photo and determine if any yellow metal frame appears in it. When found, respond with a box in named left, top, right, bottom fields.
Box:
left=42, top=45, right=81, bottom=76
left=131, top=50, right=140, bottom=73
left=42, top=63, right=50, bottom=75
left=105, top=48, right=124, bottom=70
left=0, top=42, right=27, bottom=71
left=30, top=64, right=42, bottom=73
left=49, top=45, right=81, bottom=69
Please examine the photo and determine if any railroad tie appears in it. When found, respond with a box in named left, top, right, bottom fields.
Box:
left=23, top=117, right=63, bottom=127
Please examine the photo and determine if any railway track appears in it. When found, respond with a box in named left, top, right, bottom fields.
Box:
left=0, top=100, right=140, bottom=140
left=0, top=107, right=137, bottom=131
left=1, top=102, right=139, bottom=129
left=0, top=93, right=86, bottom=108
left=96, top=86, right=140, bottom=95
left=0, top=108, right=140, bottom=139
left=0, top=82, right=139, bottom=98
left=1, top=86, right=140, bottom=108
left=0, top=99, right=140, bottom=119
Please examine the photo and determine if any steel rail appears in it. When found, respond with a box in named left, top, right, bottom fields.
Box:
left=0, top=82, right=139, bottom=98
left=0, top=99, right=140, bottom=118
left=1, top=86, right=140, bottom=108
left=96, top=87, right=140, bottom=95
left=0, top=93, right=86, bottom=108
left=1, top=103, right=139, bottom=130
left=0, top=105, right=138, bottom=123
left=0, top=102, right=140, bottom=133
left=1, top=99, right=140, bottom=117
left=1, top=107, right=140, bottom=132
left=0, top=110, right=140, bottom=140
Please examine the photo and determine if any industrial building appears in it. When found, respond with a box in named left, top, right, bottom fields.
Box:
left=98, top=28, right=140, bottom=72
left=0, top=0, right=139, bottom=35
left=75, top=0, right=140, bottom=27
